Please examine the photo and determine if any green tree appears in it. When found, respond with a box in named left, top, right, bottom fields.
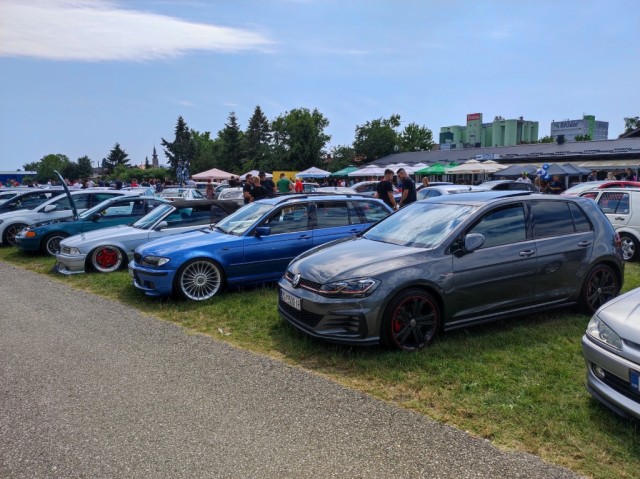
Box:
left=271, top=108, right=330, bottom=170
left=538, top=136, right=554, bottom=143
left=76, top=155, right=94, bottom=179
left=353, top=114, right=401, bottom=162
left=624, top=116, right=639, bottom=133
left=191, top=129, right=224, bottom=174
left=326, top=145, right=357, bottom=172
left=102, top=143, right=130, bottom=173
left=218, top=112, right=245, bottom=173
left=574, top=134, right=592, bottom=141
left=161, top=116, right=195, bottom=177
left=24, top=153, right=71, bottom=183
left=245, top=105, right=272, bottom=171
left=399, top=122, right=434, bottom=152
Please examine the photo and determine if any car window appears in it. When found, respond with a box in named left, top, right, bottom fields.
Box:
left=263, top=204, right=310, bottom=234
left=469, top=204, right=526, bottom=248
left=93, top=192, right=121, bottom=204
left=568, top=203, right=592, bottom=232
left=102, top=199, right=145, bottom=217
left=597, top=192, right=630, bottom=214
left=50, top=195, right=75, bottom=211
left=71, top=194, right=90, bottom=210
left=314, top=201, right=350, bottom=228
left=351, top=200, right=390, bottom=223
left=530, top=201, right=579, bottom=238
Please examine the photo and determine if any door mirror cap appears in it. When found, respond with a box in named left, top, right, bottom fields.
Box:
left=464, top=233, right=485, bottom=253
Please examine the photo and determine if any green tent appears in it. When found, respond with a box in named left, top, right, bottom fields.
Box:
left=416, top=163, right=446, bottom=175
left=330, top=165, right=359, bottom=176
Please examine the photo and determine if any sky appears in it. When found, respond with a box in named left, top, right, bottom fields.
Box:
left=1, top=0, right=639, bottom=173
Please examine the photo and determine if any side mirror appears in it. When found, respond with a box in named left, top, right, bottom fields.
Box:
left=91, top=213, right=102, bottom=221
left=44, top=204, right=57, bottom=213
left=254, top=226, right=271, bottom=237
left=154, top=221, right=168, bottom=230
left=464, top=233, right=485, bottom=253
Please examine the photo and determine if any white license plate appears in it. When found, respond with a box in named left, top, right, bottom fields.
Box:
left=281, top=289, right=301, bottom=311
left=631, top=370, right=640, bottom=393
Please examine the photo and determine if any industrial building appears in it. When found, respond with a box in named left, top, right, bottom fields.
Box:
left=440, top=113, right=539, bottom=149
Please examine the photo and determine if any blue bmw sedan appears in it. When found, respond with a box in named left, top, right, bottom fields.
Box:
left=128, top=194, right=392, bottom=301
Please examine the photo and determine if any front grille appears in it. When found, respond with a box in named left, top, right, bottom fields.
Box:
left=279, top=298, right=324, bottom=328
left=134, top=252, right=142, bottom=264
left=597, top=366, right=640, bottom=403
left=284, top=270, right=323, bottom=292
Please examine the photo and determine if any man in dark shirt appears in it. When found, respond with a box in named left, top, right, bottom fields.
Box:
left=243, top=174, right=254, bottom=204
left=259, top=171, right=276, bottom=197
left=250, top=176, right=268, bottom=202
left=374, top=169, right=398, bottom=210
left=397, top=168, right=416, bottom=207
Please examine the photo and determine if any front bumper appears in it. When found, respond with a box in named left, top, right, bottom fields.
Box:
left=14, top=234, right=40, bottom=252
left=277, top=277, right=381, bottom=346
left=128, top=260, right=174, bottom=297
left=54, top=252, right=88, bottom=275
left=582, top=334, right=640, bottom=420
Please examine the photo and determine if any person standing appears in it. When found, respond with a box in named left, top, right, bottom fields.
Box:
left=250, top=176, right=268, bottom=202
left=243, top=174, right=254, bottom=205
left=259, top=172, right=276, bottom=197
left=294, top=178, right=303, bottom=193
left=374, top=169, right=399, bottom=210
left=276, top=173, right=292, bottom=194
left=205, top=179, right=215, bottom=199
left=397, top=168, right=416, bottom=208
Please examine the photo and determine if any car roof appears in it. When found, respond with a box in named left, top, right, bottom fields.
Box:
left=169, top=198, right=240, bottom=213
left=423, top=190, right=533, bottom=205
left=254, top=193, right=379, bottom=205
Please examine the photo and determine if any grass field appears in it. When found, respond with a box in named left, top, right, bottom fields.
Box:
left=1, top=247, right=638, bottom=479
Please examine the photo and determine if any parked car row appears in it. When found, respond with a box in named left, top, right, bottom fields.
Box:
left=2, top=181, right=639, bottom=422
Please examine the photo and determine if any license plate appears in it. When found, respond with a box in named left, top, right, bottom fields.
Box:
left=281, top=289, right=301, bottom=311
left=630, top=370, right=640, bottom=393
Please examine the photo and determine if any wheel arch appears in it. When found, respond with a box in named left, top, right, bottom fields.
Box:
left=378, top=280, right=447, bottom=331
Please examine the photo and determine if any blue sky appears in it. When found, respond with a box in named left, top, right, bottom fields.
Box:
left=1, top=0, right=638, bottom=172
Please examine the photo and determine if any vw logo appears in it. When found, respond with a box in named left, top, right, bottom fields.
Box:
left=292, top=274, right=301, bottom=288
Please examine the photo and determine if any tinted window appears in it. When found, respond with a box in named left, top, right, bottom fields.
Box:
left=314, top=201, right=350, bottom=228
left=263, top=204, right=310, bottom=234
left=568, top=203, right=592, bottom=232
left=531, top=201, right=575, bottom=238
left=469, top=204, right=526, bottom=248
left=597, top=192, right=630, bottom=214
left=351, top=200, right=391, bottom=223
left=169, top=205, right=218, bottom=227
left=93, top=193, right=121, bottom=204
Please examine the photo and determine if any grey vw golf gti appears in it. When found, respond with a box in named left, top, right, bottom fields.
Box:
left=279, top=191, right=625, bottom=351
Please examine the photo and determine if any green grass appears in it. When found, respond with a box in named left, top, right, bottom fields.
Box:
left=2, top=248, right=639, bottom=478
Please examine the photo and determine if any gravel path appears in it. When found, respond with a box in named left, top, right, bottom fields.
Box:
left=0, top=261, right=582, bottom=478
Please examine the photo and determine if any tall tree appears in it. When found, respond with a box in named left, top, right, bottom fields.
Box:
left=161, top=116, right=195, bottom=176
left=245, top=106, right=272, bottom=171
left=102, top=143, right=130, bottom=173
left=25, top=153, right=71, bottom=183
left=76, top=155, right=94, bottom=179
left=327, top=145, right=357, bottom=172
left=191, top=129, right=224, bottom=173
left=399, top=122, right=434, bottom=152
left=270, top=108, right=330, bottom=170
left=353, top=114, right=401, bottom=162
left=624, top=116, right=639, bottom=133
left=218, top=112, right=245, bottom=173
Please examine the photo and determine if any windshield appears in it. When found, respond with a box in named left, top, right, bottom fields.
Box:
left=214, top=203, right=273, bottom=235
left=363, top=202, right=476, bottom=248
left=132, top=203, right=175, bottom=229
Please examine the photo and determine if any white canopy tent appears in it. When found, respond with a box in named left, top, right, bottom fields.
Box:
left=296, top=166, right=331, bottom=178
left=348, top=164, right=387, bottom=177
left=192, top=167, right=236, bottom=180
left=239, top=170, right=273, bottom=181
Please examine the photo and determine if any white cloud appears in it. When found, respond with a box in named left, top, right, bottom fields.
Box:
left=0, top=0, right=274, bottom=61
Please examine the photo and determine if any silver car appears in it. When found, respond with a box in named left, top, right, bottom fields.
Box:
left=582, top=287, right=640, bottom=420
left=55, top=199, right=239, bottom=274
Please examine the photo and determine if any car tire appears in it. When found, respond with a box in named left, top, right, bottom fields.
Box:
left=381, top=288, right=441, bottom=351
left=175, top=258, right=224, bottom=301
left=579, top=264, right=620, bottom=314
left=90, top=246, right=126, bottom=273
left=620, top=234, right=639, bottom=262
left=43, top=232, right=69, bottom=256
left=3, top=223, right=28, bottom=246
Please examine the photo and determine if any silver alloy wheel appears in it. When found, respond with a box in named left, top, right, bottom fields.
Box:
left=90, top=246, right=125, bottom=273
left=44, top=233, right=68, bottom=256
left=177, top=259, right=222, bottom=301
left=620, top=234, right=638, bottom=261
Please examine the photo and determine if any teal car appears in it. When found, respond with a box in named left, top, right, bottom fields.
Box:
left=15, top=195, right=168, bottom=255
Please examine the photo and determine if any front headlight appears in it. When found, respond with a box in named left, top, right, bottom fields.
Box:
left=587, top=315, right=623, bottom=350
left=319, top=278, right=379, bottom=298
left=141, top=255, right=170, bottom=268
left=67, top=247, right=81, bottom=255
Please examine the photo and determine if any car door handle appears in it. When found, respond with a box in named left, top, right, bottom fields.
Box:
left=614, top=216, right=626, bottom=221
left=578, top=241, right=592, bottom=247
left=519, top=249, right=535, bottom=257
left=298, top=234, right=312, bottom=239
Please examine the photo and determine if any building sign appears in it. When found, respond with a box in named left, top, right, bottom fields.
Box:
left=467, top=113, right=481, bottom=121
left=475, top=154, right=500, bottom=160
left=553, top=121, right=579, bottom=129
